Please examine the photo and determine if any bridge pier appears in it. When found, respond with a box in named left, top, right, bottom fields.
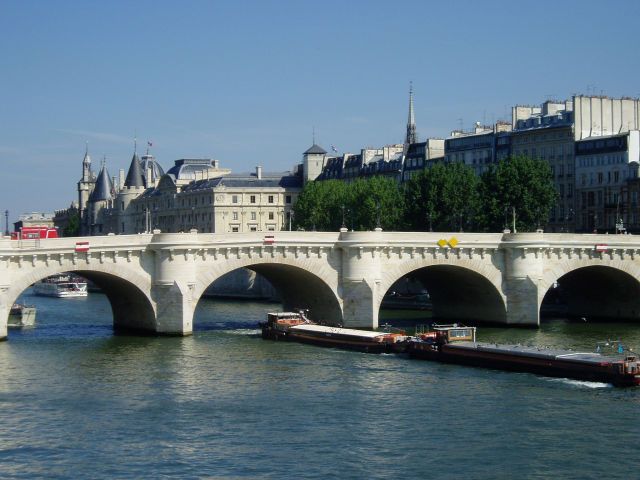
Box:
left=151, top=283, right=195, bottom=335
left=341, top=279, right=379, bottom=329
left=0, top=304, right=6, bottom=341
left=503, top=236, right=543, bottom=326
left=503, top=277, right=540, bottom=326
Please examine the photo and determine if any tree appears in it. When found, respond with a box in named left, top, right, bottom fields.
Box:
left=293, top=177, right=405, bottom=231
left=293, top=180, right=347, bottom=231
left=480, top=155, right=557, bottom=232
left=63, top=212, right=80, bottom=237
left=344, top=177, right=405, bottom=231
left=403, top=162, right=480, bottom=231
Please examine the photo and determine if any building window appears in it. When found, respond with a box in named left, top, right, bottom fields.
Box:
left=268, top=195, right=274, bottom=203
left=232, top=212, right=238, bottom=221
left=232, top=226, right=239, bottom=233
left=251, top=212, right=256, bottom=221
left=249, top=226, right=257, bottom=232
left=286, top=195, right=292, bottom=204
left=232, top=195, right=238, bottom=204
left=268, top=212, right=274, bottom=220
left=250, top=195, right=256, bottom=203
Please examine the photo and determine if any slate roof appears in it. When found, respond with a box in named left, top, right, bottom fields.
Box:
left=89, top=165, right=114, bottom=202
left=181, top=172, right=303, bottom=192
left=124, top=153, right=145, bottom=187
left=304, top=144, right=327, bottom=155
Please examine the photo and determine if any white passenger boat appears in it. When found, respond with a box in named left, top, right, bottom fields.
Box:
left=33, top=274, right=88, bottom=298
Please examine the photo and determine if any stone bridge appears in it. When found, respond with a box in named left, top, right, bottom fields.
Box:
left=2, top=230, right=640, bottom=340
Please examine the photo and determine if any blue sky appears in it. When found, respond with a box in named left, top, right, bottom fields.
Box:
left=1, top=0, right=639, bottom=224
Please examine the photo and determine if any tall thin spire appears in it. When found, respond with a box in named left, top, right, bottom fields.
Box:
left=405, top=82, right=417, bottom=145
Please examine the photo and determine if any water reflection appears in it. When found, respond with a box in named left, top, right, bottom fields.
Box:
left=1, top=293, right=639, bottom=478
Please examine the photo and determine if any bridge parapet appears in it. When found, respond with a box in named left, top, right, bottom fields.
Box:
left=3, top=231, right=640, bottom=339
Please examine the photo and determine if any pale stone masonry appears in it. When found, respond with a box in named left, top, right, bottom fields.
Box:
left=3, top=231, right=640, bottom=339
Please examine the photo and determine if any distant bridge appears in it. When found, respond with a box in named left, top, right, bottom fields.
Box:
left=2, top=230, right=640, bottom=339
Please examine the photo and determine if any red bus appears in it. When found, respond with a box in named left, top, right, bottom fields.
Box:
left=11, top=226, right=59, bottom=240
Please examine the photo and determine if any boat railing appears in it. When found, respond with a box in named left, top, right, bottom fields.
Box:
left=379, top=323, right=406, bottom=335
left=595, top=340, right=627, bottom=355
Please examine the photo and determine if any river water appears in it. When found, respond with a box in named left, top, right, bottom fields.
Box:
left=2, top=290, right=639, bottom=479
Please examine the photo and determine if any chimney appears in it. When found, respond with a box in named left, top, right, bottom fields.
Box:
left=256, top=165, right=262, bottom=180
left=119, top=169, right=125, bottom=190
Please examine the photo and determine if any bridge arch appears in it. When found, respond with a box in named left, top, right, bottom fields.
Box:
left=3, top=264, right=156, bottom=333
left=540, top=261, right=640, bottom=321
left=378, top=258, right=507, bottom=324
left=194, top=257, right=343, bottom=324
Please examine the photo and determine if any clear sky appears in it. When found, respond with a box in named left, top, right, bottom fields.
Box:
left=1, top=0, right=639, bottom=225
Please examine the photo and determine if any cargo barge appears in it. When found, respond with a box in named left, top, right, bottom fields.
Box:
left=260, top=311, right=409, bottom=353
left=407, top=325, right=640, bottom=387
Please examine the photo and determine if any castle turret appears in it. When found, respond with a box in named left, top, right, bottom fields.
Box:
left=87, top=161, right=114, bottom=235
left=77, top=144, right=95, bottom=235
left=302, top=144, right=327, bottom=184
left=115, top=151, right=147, bottom=233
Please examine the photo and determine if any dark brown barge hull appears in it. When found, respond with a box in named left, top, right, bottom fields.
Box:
left=407, top=344, right=640, bottom=387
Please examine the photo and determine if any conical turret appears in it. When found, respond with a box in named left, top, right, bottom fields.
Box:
left=89, top=162, right=114, bottom=202
left=124, top=152, right=145, bottom=188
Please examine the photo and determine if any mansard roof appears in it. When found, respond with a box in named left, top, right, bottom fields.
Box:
left=124, top=153, right=145, bottom=187
left=89, top=165, right=114, bottom=202
left=181, top=172, right=303, bottom=192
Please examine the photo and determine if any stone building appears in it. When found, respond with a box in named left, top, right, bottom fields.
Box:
left=132, top=161, right=301, bottom=234
left=73, top=149, right=304, bottom=236
left=576, top=130, right=640, bottom=232
left=509, top=96, right=640, bottom=232
left=401, top=139, right=445, bottom=181
left=510, top=100, right=575, bottom=231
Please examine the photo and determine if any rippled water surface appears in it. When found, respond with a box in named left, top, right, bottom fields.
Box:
left=2, top=290, right=639, bottom=479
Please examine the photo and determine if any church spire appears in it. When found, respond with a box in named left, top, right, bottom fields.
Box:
left=405, top=82, right=417, bottom=145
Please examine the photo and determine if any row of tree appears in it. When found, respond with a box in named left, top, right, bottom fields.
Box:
left=293, top=156, right=557, bottom=232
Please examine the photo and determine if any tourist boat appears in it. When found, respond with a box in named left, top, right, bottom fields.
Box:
left=33, top=274, right=88, bottom=298
left=8, top=303, right=36, bottom=327
left=381, top=291, right=432, bottom=310
left=260, top=311, right=410, bottom=353
left=406, top=324, right=640, bottom=387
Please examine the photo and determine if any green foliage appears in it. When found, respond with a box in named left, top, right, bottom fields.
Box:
left=403, top=162, right=480, bottom=231
left=293, top=177, right=404, bottom=231
left=62, top=212, right=80, bottom=237
left=479, top=155, right=557, bottom=232
left=294, top=155, right=557, bottom=233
